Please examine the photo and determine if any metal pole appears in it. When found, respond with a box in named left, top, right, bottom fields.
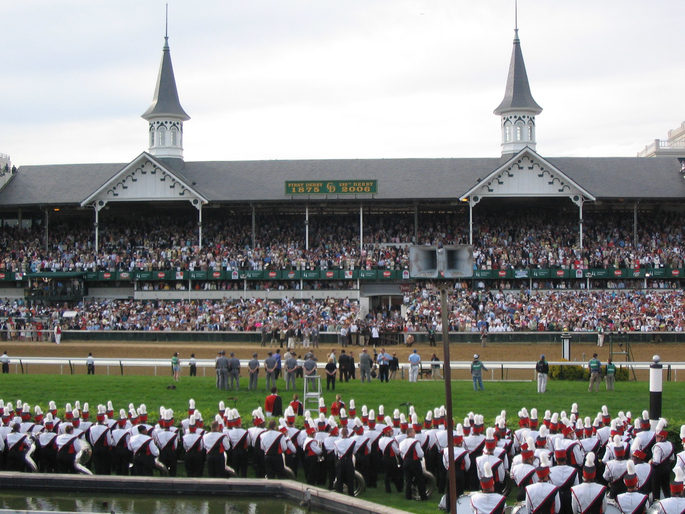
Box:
left=468, top=200, right=473, bottom=246
left=94, top=207, right=99, bottom=254
left=579, top=200, right=583, bottom=250
left=414, top=204, right=418, bottom=243
left=633, top=202, right=638, bottom=249
left=198, top=204, right=203, bottom=249
left=359, top=204, right=363, bottom=251
left=649, top=355, right=663, bottom=426
left=44, top=208, right=49, bottom=253
left=305, top=205, right=309, bottom=251
left=251, top=204, right=256, bottom=248
left=440, top=285, right=457, bottom=514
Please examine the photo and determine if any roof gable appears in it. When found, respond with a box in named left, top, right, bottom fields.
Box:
left=460, top=148, right=595, bottom=204
left=81, top=152, right=207, bottom=207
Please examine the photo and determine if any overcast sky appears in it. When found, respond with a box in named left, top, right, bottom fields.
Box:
left=1, top=0, right=684, bottom=166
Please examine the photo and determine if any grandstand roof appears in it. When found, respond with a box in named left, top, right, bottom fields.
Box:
left=1, top=155, right=683, bottom=208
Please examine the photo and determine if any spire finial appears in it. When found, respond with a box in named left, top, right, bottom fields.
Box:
left=164, top=3, right=169, bottom=47
left=514, top=0, right=519, bottom=39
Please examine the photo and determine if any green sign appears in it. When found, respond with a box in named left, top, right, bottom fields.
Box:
left=285, top=180, right=377, bottom=195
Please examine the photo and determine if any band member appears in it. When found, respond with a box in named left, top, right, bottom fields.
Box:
left=129, top=425, right=159, bottom=476
left=525, top=454, right=561, bottom=514
left=260, top=420, right=288, bottom=479
left=399, top=427, right=427, bottom=501
left=615, top=460, right=650, bottom=514
left=154, top=409, right=178, bottom=476
left=204, top=420, right=230, bottom=477
left=87, top=405, right=113, bottom=475
left=182, top=412, right=205, bottom=477
left=334, top=427, right=356, bottom=496
left=470, top=461, right=506, bottom=514
left=571, top=452, right=607, bottom=514
left=226, top=409, right=249, bottom=478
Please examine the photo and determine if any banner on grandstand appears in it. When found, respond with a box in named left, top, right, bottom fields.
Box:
left=285, top=180, right=378, bottom=195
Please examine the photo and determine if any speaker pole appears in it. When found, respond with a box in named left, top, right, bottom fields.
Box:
left=441, top=285, right=457, bottom=514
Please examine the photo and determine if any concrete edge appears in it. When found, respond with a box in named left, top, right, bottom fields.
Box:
left=0, top=473, right=409, bottom=514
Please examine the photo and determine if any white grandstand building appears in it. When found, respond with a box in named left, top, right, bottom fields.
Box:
left=0, top=14, right=683, bottom=310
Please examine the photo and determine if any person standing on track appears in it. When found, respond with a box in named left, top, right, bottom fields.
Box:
left=471, top=354, right=487, bottom=391
left=171, top=352, right=180, bottom=382
left=536, top=354, right=549, bottom=393
left=587, top=353, right=601, bottom=392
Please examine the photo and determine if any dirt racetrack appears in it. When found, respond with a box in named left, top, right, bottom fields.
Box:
left=1, top=338, right=681, bottom=381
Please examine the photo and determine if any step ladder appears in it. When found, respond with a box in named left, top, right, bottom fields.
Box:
left=303, top=374, right=322, bottom=413
left=609, top=333, right=637, bottom=381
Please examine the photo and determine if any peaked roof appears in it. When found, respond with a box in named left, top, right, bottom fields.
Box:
left=493, top=30, right=542, bottom=115
left=459, top=147, right=596, bottom=202
left=80, top=152, right=208, bottom=206
left=141, top=37, right=190, bottom=121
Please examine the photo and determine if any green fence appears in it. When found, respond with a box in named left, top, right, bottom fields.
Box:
left=1, top=266, right=681, bottom=283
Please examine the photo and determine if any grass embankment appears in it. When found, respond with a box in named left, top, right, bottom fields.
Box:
left=2, top=374, right=684, bottom=514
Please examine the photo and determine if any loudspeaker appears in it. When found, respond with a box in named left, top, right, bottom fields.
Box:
left=442, top=246, right=474, bottom=278
left=409, top=246, right=439, bottom=278
left=409, top=245, right=473, bottom=279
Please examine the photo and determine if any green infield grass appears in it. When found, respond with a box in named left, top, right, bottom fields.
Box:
left=2, top=373, right=683, bottom=427
left=1, top=373, right=683, bottom=514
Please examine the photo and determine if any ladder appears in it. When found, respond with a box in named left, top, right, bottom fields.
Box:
left=303, top=374, right=322, bottom=413
left=609, top=332, right=637, bottom=381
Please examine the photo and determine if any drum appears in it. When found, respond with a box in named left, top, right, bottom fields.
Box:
left=605, top=499, right=622, bottom=514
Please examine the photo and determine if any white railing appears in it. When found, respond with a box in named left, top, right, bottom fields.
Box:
left=4, top=356, right=684, bottom=381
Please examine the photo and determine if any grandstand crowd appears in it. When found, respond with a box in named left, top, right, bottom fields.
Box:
left=1, top=210, right=683, bottom=274
left=1, top=397, right=684, bottom=512
left=1, top=287, right=684, bottom=336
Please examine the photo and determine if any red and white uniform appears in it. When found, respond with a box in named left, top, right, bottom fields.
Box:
left=615, top=492, right=649, bottom=514
left=525, top=482, right=561, bottom=514
left=470, top=492, right=506, bottom=514
left=476, top=455, right=505, bottom=484
left=603, top=459, right=628, bottom=484
left=260, top=430, right=288, bottom=454
left=652, top=497, right=685, bottom=514
left=511, top=462, right=538, bottom=488
left=441, top=446, right=470, bottom=471
left=570, top=482, right=607, bottom=514
left=302, top=437, right=322, bottom=457
left=203, top=432, right=229, bottom=454
left=130, top=433, right=159, bottom=457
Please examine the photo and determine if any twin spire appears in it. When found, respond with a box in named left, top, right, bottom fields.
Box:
left=142, top=7, right=189, bottom=161
left=139, top=4, right=539, bottom=160
left=494, top=1, right=542, bottom=155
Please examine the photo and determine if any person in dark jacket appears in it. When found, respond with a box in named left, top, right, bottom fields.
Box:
left=536, top=354, right=549, bottom=393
